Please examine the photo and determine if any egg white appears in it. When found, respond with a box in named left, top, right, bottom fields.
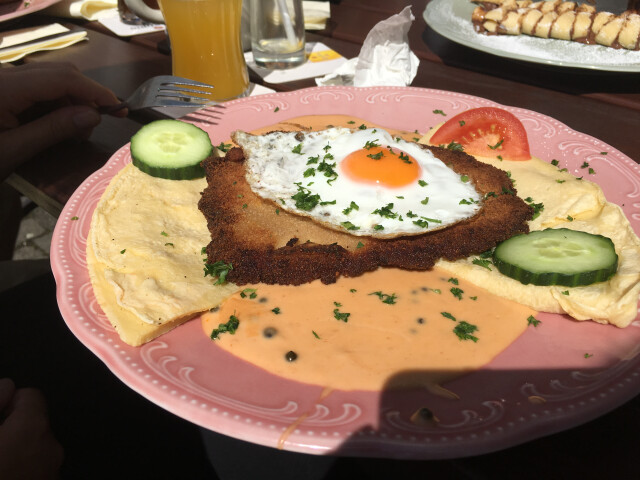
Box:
left=233, top=128, right=482, bottom=238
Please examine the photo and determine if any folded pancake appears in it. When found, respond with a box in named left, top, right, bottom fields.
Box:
left=198, top=143, right=534, bottom=285
left=426, top=140, right=640, bottom=327
left=87, top=164, right=238, bottom=346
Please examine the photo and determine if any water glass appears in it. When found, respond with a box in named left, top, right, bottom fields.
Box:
left=249, top=0, right=306, bottom=69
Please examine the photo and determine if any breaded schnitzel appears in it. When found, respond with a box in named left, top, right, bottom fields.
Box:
left=198, top=142, right=533, bottom=285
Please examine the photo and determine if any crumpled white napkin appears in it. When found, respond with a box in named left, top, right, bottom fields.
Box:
left=44, top=0, right=117, bottom=21
left=0, top=24, right=87, bottom=63
left=316, top=6, right=419, bottom=87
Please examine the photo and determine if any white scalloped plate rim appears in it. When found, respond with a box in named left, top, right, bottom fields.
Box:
left=51, top=86, right=640, bottom=459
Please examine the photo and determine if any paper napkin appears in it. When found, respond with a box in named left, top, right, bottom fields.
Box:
left=303, top=0, right=330, bottom=30
left=0, top=24, right=87, bottom=63
left=44, top=0, right=117, bottom=20
left=316, top=6, right=419, bottom=87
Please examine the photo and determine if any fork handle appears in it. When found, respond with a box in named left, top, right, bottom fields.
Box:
left=98, top=102, right=129, bottom=115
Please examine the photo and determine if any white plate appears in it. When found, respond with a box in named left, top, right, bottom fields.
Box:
left=423, top=0, right=640, bottom=72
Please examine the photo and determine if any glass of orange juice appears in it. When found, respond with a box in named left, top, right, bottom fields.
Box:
left=125, top=0, right=250, bottom=101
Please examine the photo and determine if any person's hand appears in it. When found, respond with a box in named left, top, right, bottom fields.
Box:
left=0, top=378, right=64, bottom=479
left=0, top=62, right=125, bottom=181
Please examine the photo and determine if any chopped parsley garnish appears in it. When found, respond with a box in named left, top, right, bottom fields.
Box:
left=369, top=291, right=397, bottom=304
left=448, top=277, right=459, bottom=285
left=291, top=184, right=320, bottom=211
left=562, top=290, right=570, bottom=295
left=240, top=288, right=257, bottom=299
left=433, top=109, right=446, bottom=116
left=303, top=167, right=316, bottom=177
left=413, top=219, right=428, bottom=228
left=333, top=308, right=350, bottom=322
left=524, top=197, right=545, bottom=220
left=581, top=161, right=590, bottom=169
left=488, top=139, right=504, bottom=150
left=358, top=124, right=367, bottom=130
left=406, top=210, right=418, bottom=218
left=454, top=321, right=478, bottom=342
left=317, top=155, right=338, bottom=183
left=272, top=307, right=281, bottom=314
left=372, top=203, right=398, bottom=219
left=312, top=330, right=320, bottom=339
left=459, top=120, right=465, bottom=126
left=420, top=197, right=429, bottom=205
left=470, top=296, right=477, bottom=301
left=527, top=315, right=541, bottom=327
left=551, top=159, right=559, bottom=166
left=459, top=198, right=476, bottom=205
left=347, top=120, right=356, bottom=124
left=216, top=142, right=232, bottom=153
left=372, top=224, right=383, bottom=230
left=291, top=143, right=303, bottom=154
left=441, top=311, right=456, bottom=321
left=588, top=167, right=596, bottom=174
left=165, top=242, right=174, bottom=247
left=399, top=152, right=411, bottom=163
left=161, top=231, right=168, bottom=237
left=567, top=215, right=574, bottom=221
left=71, top=216, right=79, bottom=221
left=460, top=175, right=470, bottom=183
left=307, top=155, right=319, bottom=165
left=367, top=151, right=384, bottom=160
left=445, top=141, right=464, bottom=151
left=341, top=221, right=360, bottom=231
left=120, top=249, right=126, bottom=254
left=356, top=241, right=364, bottom=249
left=472, top=258, right=492, bottom=270
left=203, top=260, right=233, bottom=285
left=210, top=315, right=239, bottom=340
left=450, top=287, right=463, bottom=300
left=418, top=180, right=428, bottom=187
left=584, top=353, right=593, bottom=358
left=242, top=204, right=248, bottom=209
left=556, top=179, right=566, bottom=184
left=364, top=139, right=380, bottom=149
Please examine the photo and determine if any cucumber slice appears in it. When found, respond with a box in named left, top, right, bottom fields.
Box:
left=130, top=119, right=212, bottom=179
left=492, top=228, right=618, bottom=287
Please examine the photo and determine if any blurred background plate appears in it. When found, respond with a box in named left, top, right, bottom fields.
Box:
left=424, top=0, right=640, bottom=72
left=0, top=0, right=62, bottom=23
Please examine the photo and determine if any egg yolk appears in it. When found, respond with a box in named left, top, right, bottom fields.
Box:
left=341, top=146, right=422, bottom=188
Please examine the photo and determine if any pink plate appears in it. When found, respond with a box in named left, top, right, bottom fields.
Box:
left=0, top=0, right=62, bottom=23
left=51, top=86, right=640, bottom=459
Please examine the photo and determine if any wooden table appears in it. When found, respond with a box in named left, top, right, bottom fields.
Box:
left=2, top=1, right=639, bottom=476
left=3, top=0, right=639, bottom=216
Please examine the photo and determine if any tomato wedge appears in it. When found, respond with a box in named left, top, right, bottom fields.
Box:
left=429, top=107, right=531, bottom=161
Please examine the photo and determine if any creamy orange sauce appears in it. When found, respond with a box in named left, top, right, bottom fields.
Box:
left=202, top=267, right=535, bottom=391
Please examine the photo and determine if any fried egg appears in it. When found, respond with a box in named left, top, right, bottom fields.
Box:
left=233, top=127, right=482, bottom=238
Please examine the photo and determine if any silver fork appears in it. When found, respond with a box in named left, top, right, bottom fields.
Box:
left=99, top=75, right=220, bottom=113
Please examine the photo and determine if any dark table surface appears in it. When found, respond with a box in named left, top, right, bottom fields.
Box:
left=2, top=1, right=639, bottom=477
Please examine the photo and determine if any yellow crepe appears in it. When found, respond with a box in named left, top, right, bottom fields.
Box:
left=421, top=141, right=640, bottom=327
left=87, top=164, right=238, bottom=346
